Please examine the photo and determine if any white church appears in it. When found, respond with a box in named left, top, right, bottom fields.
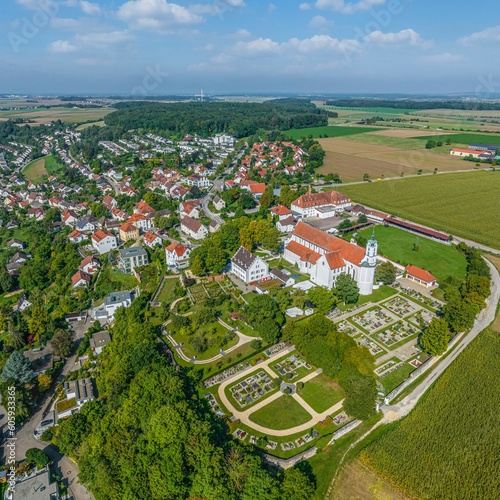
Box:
left=284, top=221, right=377, bottom=295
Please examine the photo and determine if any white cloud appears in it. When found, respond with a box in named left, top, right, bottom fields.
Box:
left=232, top=28, right=252, bottom=39
left=458, top=25, right=500, bottom=45
left=117, top=0, right=203, bottom=33
left=418, top=53, right=462, bottom=64
left=288, top=34, right=359, bottom=54
left=80, top=1, right=101, bottom=15
left=315, top=0, right=386, bottom=14
left=49, top=40, right=77, bottom=53
left=363, top=29, right=425, bottom=46
left=309, top=15, right=332, bottom=29
left=299, top=3, right=311, bottom=10
left=234, top=37, right=281, bottom=55
left=75, top=30, right=133, bottom=45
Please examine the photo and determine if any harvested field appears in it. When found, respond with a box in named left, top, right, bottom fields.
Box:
left=366, top=129, right=458, bottom=138
left=318, top=137, right=474, bottom=181
left=23, top=158, right=47, bottom=180
left=0, top=107, right=114, bottom=124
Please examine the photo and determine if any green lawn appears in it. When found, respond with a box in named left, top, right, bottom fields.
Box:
left=298, top=373, right=344, bottom=413
left=411, top=132, right=500, bottom=146
left=339, top=171, right=500, bottom=249
left=378, top=362, right=416, bottom=393
left=249, top=394, right=313, bottom=430
left=358, top=226, right=467, bottom=282
left=285, top=125, right=382, bottom=139
left=156, top=277, right=179, bottom=304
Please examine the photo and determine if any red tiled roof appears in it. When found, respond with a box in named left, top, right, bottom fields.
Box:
left=92, top=230, right=114, bottom=242
left=144, top=231, right=159, bottom=243
left=166, top=241, right=189, bottom=257
left=324, top=251, right=345, bottom=269
left=120, top=222, right=138, bottom=233
left=71, top=270, right=91, bottom=286
left=406, top=265, right=436, bottom=284
left=286, top=240, right=321, bottom=265
left=271, top=204, right=292, bottom=216
left=135, top=200, right=155, bottom=214
left=292, top=190, right=350, bottom=209
left=292, top=221, right=365, bottom=265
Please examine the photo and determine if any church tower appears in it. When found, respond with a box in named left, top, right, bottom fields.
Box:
left=357, top=230, right=378, bottom=295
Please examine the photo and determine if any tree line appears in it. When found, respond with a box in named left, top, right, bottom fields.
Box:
left=325, top=99, right=500, bottom=111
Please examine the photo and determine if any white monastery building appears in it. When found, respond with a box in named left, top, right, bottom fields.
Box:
left=284, top=222, right=377, bottom=295
left=230, top=246, right=269, bottom=284
left=291, top=189, right=351, bottom=218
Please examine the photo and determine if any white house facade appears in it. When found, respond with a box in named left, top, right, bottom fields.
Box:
left=230, top=246, right=269, bottom=284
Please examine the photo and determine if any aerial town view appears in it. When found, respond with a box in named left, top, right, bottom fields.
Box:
left=0, top=1, right=499, bottom=499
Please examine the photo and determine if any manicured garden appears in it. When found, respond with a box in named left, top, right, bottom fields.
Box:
left=249, top=395, right=313, bottom=430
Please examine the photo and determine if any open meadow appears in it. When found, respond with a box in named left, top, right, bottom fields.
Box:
left=360, top=328, right=500, bottom=500
left=338, top=170, right=500, bottom=248
left=0, top=106, right=114, bottom=124
left=23, top=155, right=61, bottom=183
left=286, top=125, right=381, bottom=139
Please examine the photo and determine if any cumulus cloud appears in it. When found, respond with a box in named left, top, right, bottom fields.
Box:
left=315, top=0, right=386, bottom=14
left=80, top=1, right=101, bottom=15
left=234, top=37, right=281, bottom=55
left=49, top=40, right=78, bottom=53
left=417, top=53, right=462, bottom=64
left=117, top=0, right=203, bottom=33
left=309, top=15, right=332, bottom=30
left=363, top=29, right=425, bottom=46
left=458, top=25, right=500, bottom=45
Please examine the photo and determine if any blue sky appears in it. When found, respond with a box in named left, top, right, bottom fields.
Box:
left=1, top=0, right=499, bottom=95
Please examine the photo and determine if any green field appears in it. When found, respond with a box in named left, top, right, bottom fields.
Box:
left=358, top=226, right=467, bottom=282
left=361, top=328, right=500, bottom=499
left=298, top=373, right=344, bottom=413
left=286, top=125, right=382, bottom=139
left=378, top=362, right=415, bottom=393
left=339, top=171, right=500, bottom=248
left=411, top=132, right=500, bottom=145
left=23, top=155, right=62, bottom=182
left=156, top=277, right=179, bottom=304
left=249, top=395, right=312, bottom=430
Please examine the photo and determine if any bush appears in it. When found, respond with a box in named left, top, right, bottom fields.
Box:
left=25, top=448, right=50, bottom=468
left=250, top=339, right=262, bottom=350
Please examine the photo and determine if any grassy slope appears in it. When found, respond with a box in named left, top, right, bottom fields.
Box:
left=338, top=171, right=500, bottom=248
left=358, top=226, right=467, bottom=282
left=360, top=328, right=500, bottom=500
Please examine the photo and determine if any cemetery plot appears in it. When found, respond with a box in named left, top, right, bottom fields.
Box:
left=382, top=297, right=421, bottom=317
left=204, top=392, right=225, bottom=417
left=407, top=309, right=436, bottom=328
left=264, top=342, right=291, bottom=358
left=356, top=336, right=386, bottom=357
left=228, top=370, right=277, bottom=408
left=270, top=353, right=312, bottom=381
left=372, top=321, right=420, bottom=350
left=203, top=360, right=252, bottom=388
left=351, top=306, right=398, bottom=334
left=336, top=320, right=363, bottom=338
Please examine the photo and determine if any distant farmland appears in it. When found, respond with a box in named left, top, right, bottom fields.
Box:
left=411, top=132, right=500, bottom=145
left=337, top=170, right=500, bottom=248
left=0, top=106, right=114, bottom=124
left=286, top=125, right=381, bottom=139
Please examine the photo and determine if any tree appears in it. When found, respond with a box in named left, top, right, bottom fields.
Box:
left=363, top=173, right=370, bottom=182
left=51, top=329, right=73, bottom=358
left=375, top=261, right=397, bottom=285
left=0, top=267, right=13, bottom=293
left=1, top=351, right=34, bottom=385
left=26, top=448, right=50, bottom=468
left=37, top=373, right=51, bottom=391
left=338, top=219, right=352, bottom=230
left=443, top=299, right=477, bottom=333
left=259, top=186, right=274, bottom=208
left=307, top=287, right=337, bottom=314
left=420, top=318, right=449, bottom=356
left=464, top=274, right=490, bottom=299
left=335, top=273, right=359, bottom=305
left=281, top=467, right=315, bottom=500
left=238, top=192, right=256, bottom=209
left=28, top=305, right=49, bottom=341
left=7, top=322, right=25, bottom=349
left=357, top=213, right=368, bottom=224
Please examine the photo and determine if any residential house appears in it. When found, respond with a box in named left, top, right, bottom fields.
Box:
left=23, top=345, right=53, bottom=376
left=180, top=215, right=208, bottom=241
left=180, top=199, right=202, bottom=219
left=16, top=294, right=32, bottom=312
left=209, top=220, right=221, bottom=233
left=134, top=200, right=156, bottom=219
left=12, top=467, right=60, bottom=500
left=91, top=230, right=118, bottom=255
left=118, top=246, right=149, bottom=273
left=90, top=331, right=111, bottom=355
left=270, top=267, right=296, bottom=287
left=230, top=246, right=269, bottom=284
left=128, top=213, right=152, bottom=231
left=71, top=270, right=92, bottom=288
left=213, top=195, right=226, bottom=211
left=80, top=256, right=100, bottom=275
left=119, top=222, right=139, bottom=242
left=143, top=231, right=162, bottom=248
left=68, top=229, right=87, bottom=244
left=276, top=216, right=297, bottom=233
left=92, top=290, right=133, bottom=321
left=75, top=214, right=98, bottom=233
left=57, top=378, right=96, bottom=419
left=240, top=180, right=266, bottom=199
left=165, top=242, right=191, bottom=270
left=102, top=195, right=118, bottom=211
left=6, top=238, right=25, bottom=250
left=270, top=204, right=292, bottom=220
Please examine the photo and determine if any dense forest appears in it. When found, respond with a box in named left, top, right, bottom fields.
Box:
left=48, top=301, right=315, bottom=500
left=325, top=99, right=500, bottom=111
left=104, top=99, right=328, bottom=138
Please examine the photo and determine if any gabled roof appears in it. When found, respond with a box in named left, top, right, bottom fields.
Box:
left=271, top=204, right=292, bottom=216
left=144, top=231, right=160, bottom=243
left=292, top=222, right=365, bottom=266
left=324, top=251, right=345, bottom=270
left=181, top=215, right=203, bottom=233
left=286, top=240, right=321, bottom=265
left=166, top=241, right=190, bottom=257
left=231, top=246, right=258, bottom=270
left=92, top=229, right=114, bottom=242
left=135, top=200, right=155, bottom=214
left=71, top=270, right=91, bottom=286
left=292, top=190, right=351, bottom=209
left=406, top=265, right=437, bottom=283
left=120, top=222, right=138, bottom=233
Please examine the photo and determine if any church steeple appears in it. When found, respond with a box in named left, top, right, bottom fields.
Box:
left=364, top=229, right=378, bottom=267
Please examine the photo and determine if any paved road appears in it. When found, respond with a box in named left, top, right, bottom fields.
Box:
left=382, top=257, right=500, bottom=422
left=1, top=317, right=95, bottom=500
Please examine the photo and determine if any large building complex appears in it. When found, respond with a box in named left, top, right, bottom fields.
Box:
left=284, top=222, right=377, bottom=295
left=291, top=189, right=351, bottom=218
